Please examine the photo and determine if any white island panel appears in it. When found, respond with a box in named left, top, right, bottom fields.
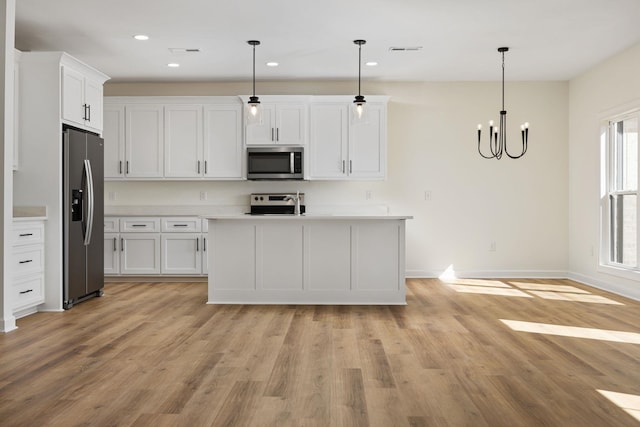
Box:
left=260, top=224, right=304, bottom=291
left=306, top=223, right=351, bottom=291
left=205, top=215, right=411, bottom=305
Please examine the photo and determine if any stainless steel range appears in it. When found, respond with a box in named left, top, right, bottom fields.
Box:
left=250, top=192, right=306, bottom=215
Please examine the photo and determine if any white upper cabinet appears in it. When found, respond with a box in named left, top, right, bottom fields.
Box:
left=244, top=97, right=308, bottom=145
left=309, top=97, right=388, bottom=180
left=103, top=104, right=126, bottom=179
left=61, top=61, right=107, bottom=132
left=203, top=104, right=243, bottom=179
left=309, top=103, right=349, bottom=179
left=164, top=105, right=203, bottom=178
left=125, top=105, right=164, bottom=178
left=104, top=97, right=243, bottom=180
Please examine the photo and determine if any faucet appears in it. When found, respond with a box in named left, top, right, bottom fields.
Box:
left=285, top=191, right=302, bottom=216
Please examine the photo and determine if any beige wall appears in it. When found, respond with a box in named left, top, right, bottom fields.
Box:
left=569, top=41, right=640, bottom=300
left=105, top=79, right=569, bottom=277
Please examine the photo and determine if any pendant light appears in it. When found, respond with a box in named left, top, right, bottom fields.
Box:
left=352, top=39, right=369, bottom=124
left=477, top=47, right=529, bottom=159
left=246, top=40, right=262, bottom=125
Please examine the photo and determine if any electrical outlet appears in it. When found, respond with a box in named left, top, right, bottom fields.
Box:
left=200, top=191, right=207, bottom=201
left=365, top=190, right=372, bottom=200
left=424, top=191, right=432, bottom=201
left=489, top=241, right=496, bottom=252
left=108, top=191, right=116, bottom=201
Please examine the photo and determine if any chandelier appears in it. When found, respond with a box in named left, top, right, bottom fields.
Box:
left=477, top=47, right=529, bottom=159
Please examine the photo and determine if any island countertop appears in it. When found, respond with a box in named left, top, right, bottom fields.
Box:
left=202, top=214, right=413, bottom=221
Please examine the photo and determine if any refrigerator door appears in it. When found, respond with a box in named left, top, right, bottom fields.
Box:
left=85, top=132, right=104, bottom=295
left=63, top=128, right=104, bottom=309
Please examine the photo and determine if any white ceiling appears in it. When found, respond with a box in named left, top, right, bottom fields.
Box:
left=14, top=0, right=640, bottom=83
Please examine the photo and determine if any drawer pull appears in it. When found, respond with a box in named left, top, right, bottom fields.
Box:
left=131, top=224, right=147, bottom=228
left=19, top=259, right=33, bottom=264
left=19, top=289, right=33, bottom=294
left=173, top=224, right=188, bottom=227
left=19, top=233, right=33, bottom=237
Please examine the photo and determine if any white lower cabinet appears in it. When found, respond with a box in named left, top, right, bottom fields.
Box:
left=121, top=234, right=161, bottom=275
left=105, top=216, right=207, bottom=277
left=12, top=220, right=46, bottom=317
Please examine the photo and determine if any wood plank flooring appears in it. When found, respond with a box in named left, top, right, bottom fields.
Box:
left=1, top=278, right=639, bottom=426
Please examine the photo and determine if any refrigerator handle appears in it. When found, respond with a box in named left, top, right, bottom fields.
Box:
left=83, top=159, right=95, bottom=246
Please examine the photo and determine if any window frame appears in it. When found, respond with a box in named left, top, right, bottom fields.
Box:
left=599, top=108, right=640, bottom=279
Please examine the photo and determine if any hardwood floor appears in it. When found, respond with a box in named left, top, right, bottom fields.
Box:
left=1, top=278, right=639, bottom=426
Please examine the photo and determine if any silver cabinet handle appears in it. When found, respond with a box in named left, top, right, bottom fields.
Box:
left=87, top=104, right=91, bottom=122
left=173, top=224, right=188, bottom=227
left=119, top=161, right=122, bottom=174
left=121, top=237, right=124, bottom=252
left=196, top=238, right=199, bottom=252
left=349, top=160, right=353, bottom=174
left=203, top=237, right=207, bottom=251
left=113, top=237, right=117, bottom=251
left=197, top=160, right=201, bottom=174
left=204, top=161, right=208, bottom=174
left=18, top=259, right=33, bottom=264
left=342, top=160, right=345, bottom=173
left=276, top=128, right=279, bottom=141
left=126, top=161, right=130, bottom=174
left=19, top=289, right=33, bottom=294
left=131, top=224, right=147, bottom=228
left=19, top=233, right=33, bottom=237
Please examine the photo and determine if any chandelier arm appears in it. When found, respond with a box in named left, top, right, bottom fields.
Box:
left=478, top=139, right=498, bottom=159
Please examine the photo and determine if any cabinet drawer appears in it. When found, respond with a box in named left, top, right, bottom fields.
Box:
left=13, top=245, right=44, bottom=277
left=120, top=217, right=160, bottom=232
left=104, top=217, right=119, bottom=232
left=13, top=275, right=44, bottom=311
left=13, top=222, right=44, bottom=246
left=162, top=217, right=202, bottom=233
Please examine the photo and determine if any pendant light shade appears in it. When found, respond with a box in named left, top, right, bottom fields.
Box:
left=476, top=47, right=529, bottom=159
left=352, top=39, right=369, bottom=124
left=246, top=40, right=263, bottom=126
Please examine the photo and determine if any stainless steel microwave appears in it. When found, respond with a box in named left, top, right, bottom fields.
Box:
left=247, top=146, right=304, bottom=180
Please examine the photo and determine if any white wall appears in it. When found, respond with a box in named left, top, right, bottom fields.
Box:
left=105, top=79, right=569, bottom=278
left=568, top=42, right=640, bottom=300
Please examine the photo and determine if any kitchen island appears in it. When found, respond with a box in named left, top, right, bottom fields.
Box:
left=203, top=214, right=412, bottom=305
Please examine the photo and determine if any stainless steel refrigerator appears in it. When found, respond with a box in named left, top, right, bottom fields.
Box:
left=63, top=126, right=104, bottom=309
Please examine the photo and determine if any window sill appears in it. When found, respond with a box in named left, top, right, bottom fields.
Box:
left=598, top=263, right=640, bottom=281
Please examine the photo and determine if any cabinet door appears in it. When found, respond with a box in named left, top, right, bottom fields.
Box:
left=164, top=105, right=203, bottom=178
left=348, top=103, right=386, bottom=179
left=202, top=235, right=208, bottom=275
left=103, top=105, right=126, bottom=179
left=84, top=78, right=103, bottom=132
left=245, top=104, right=275, bottom=144
left=104, top=233, right=120, bottom=275
left=120, top=234, right=161, bottom=275
left=161, top=233, right=202, bottom=274
left=309, top=103, right=348, bottom=179
left=203, top=105, right=243, bottom=178
left=61, top=66, right=85, bottom=127
left=275, top=104, right=306, bottom=145
left=125, top=105, right=164, bottom=178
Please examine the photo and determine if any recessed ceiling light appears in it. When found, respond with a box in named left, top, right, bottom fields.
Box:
left=266, top=62, right=279, bottom=67
left=167, top=63, right=180, bottom=68
left=133, top=34, right=149, bottom=41
left=365, top=61, right=378, bottom=67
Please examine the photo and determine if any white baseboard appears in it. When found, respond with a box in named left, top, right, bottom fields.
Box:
left=568, top=271, right=640, bottom=302
left=405, top=269, right=566, bottom=279
left=0, top=317, right=17, bottom=333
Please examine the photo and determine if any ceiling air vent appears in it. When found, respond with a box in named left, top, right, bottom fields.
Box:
left=388, top=46, right=423, bottom=52
left=168, top=48, right=201, bottom=54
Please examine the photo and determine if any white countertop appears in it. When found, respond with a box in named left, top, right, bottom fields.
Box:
left=13, top=206, right=48, bottom=221
left=202, top=214, right=413, bottom=220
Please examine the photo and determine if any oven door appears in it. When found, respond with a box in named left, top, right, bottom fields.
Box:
left=247, top=147, right=303, bottom=180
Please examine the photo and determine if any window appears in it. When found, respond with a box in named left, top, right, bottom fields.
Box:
left=605, top=112, right=639, bottom=270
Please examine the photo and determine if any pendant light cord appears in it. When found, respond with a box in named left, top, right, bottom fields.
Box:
left=501, top=50, right=505, bottom=111
left=252, top=44, right=256, bottom=97
left=358, top=43, right=362, bottom=97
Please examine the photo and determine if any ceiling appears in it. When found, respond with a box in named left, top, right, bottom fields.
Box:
left=14, top=0, right=640, bottom=83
